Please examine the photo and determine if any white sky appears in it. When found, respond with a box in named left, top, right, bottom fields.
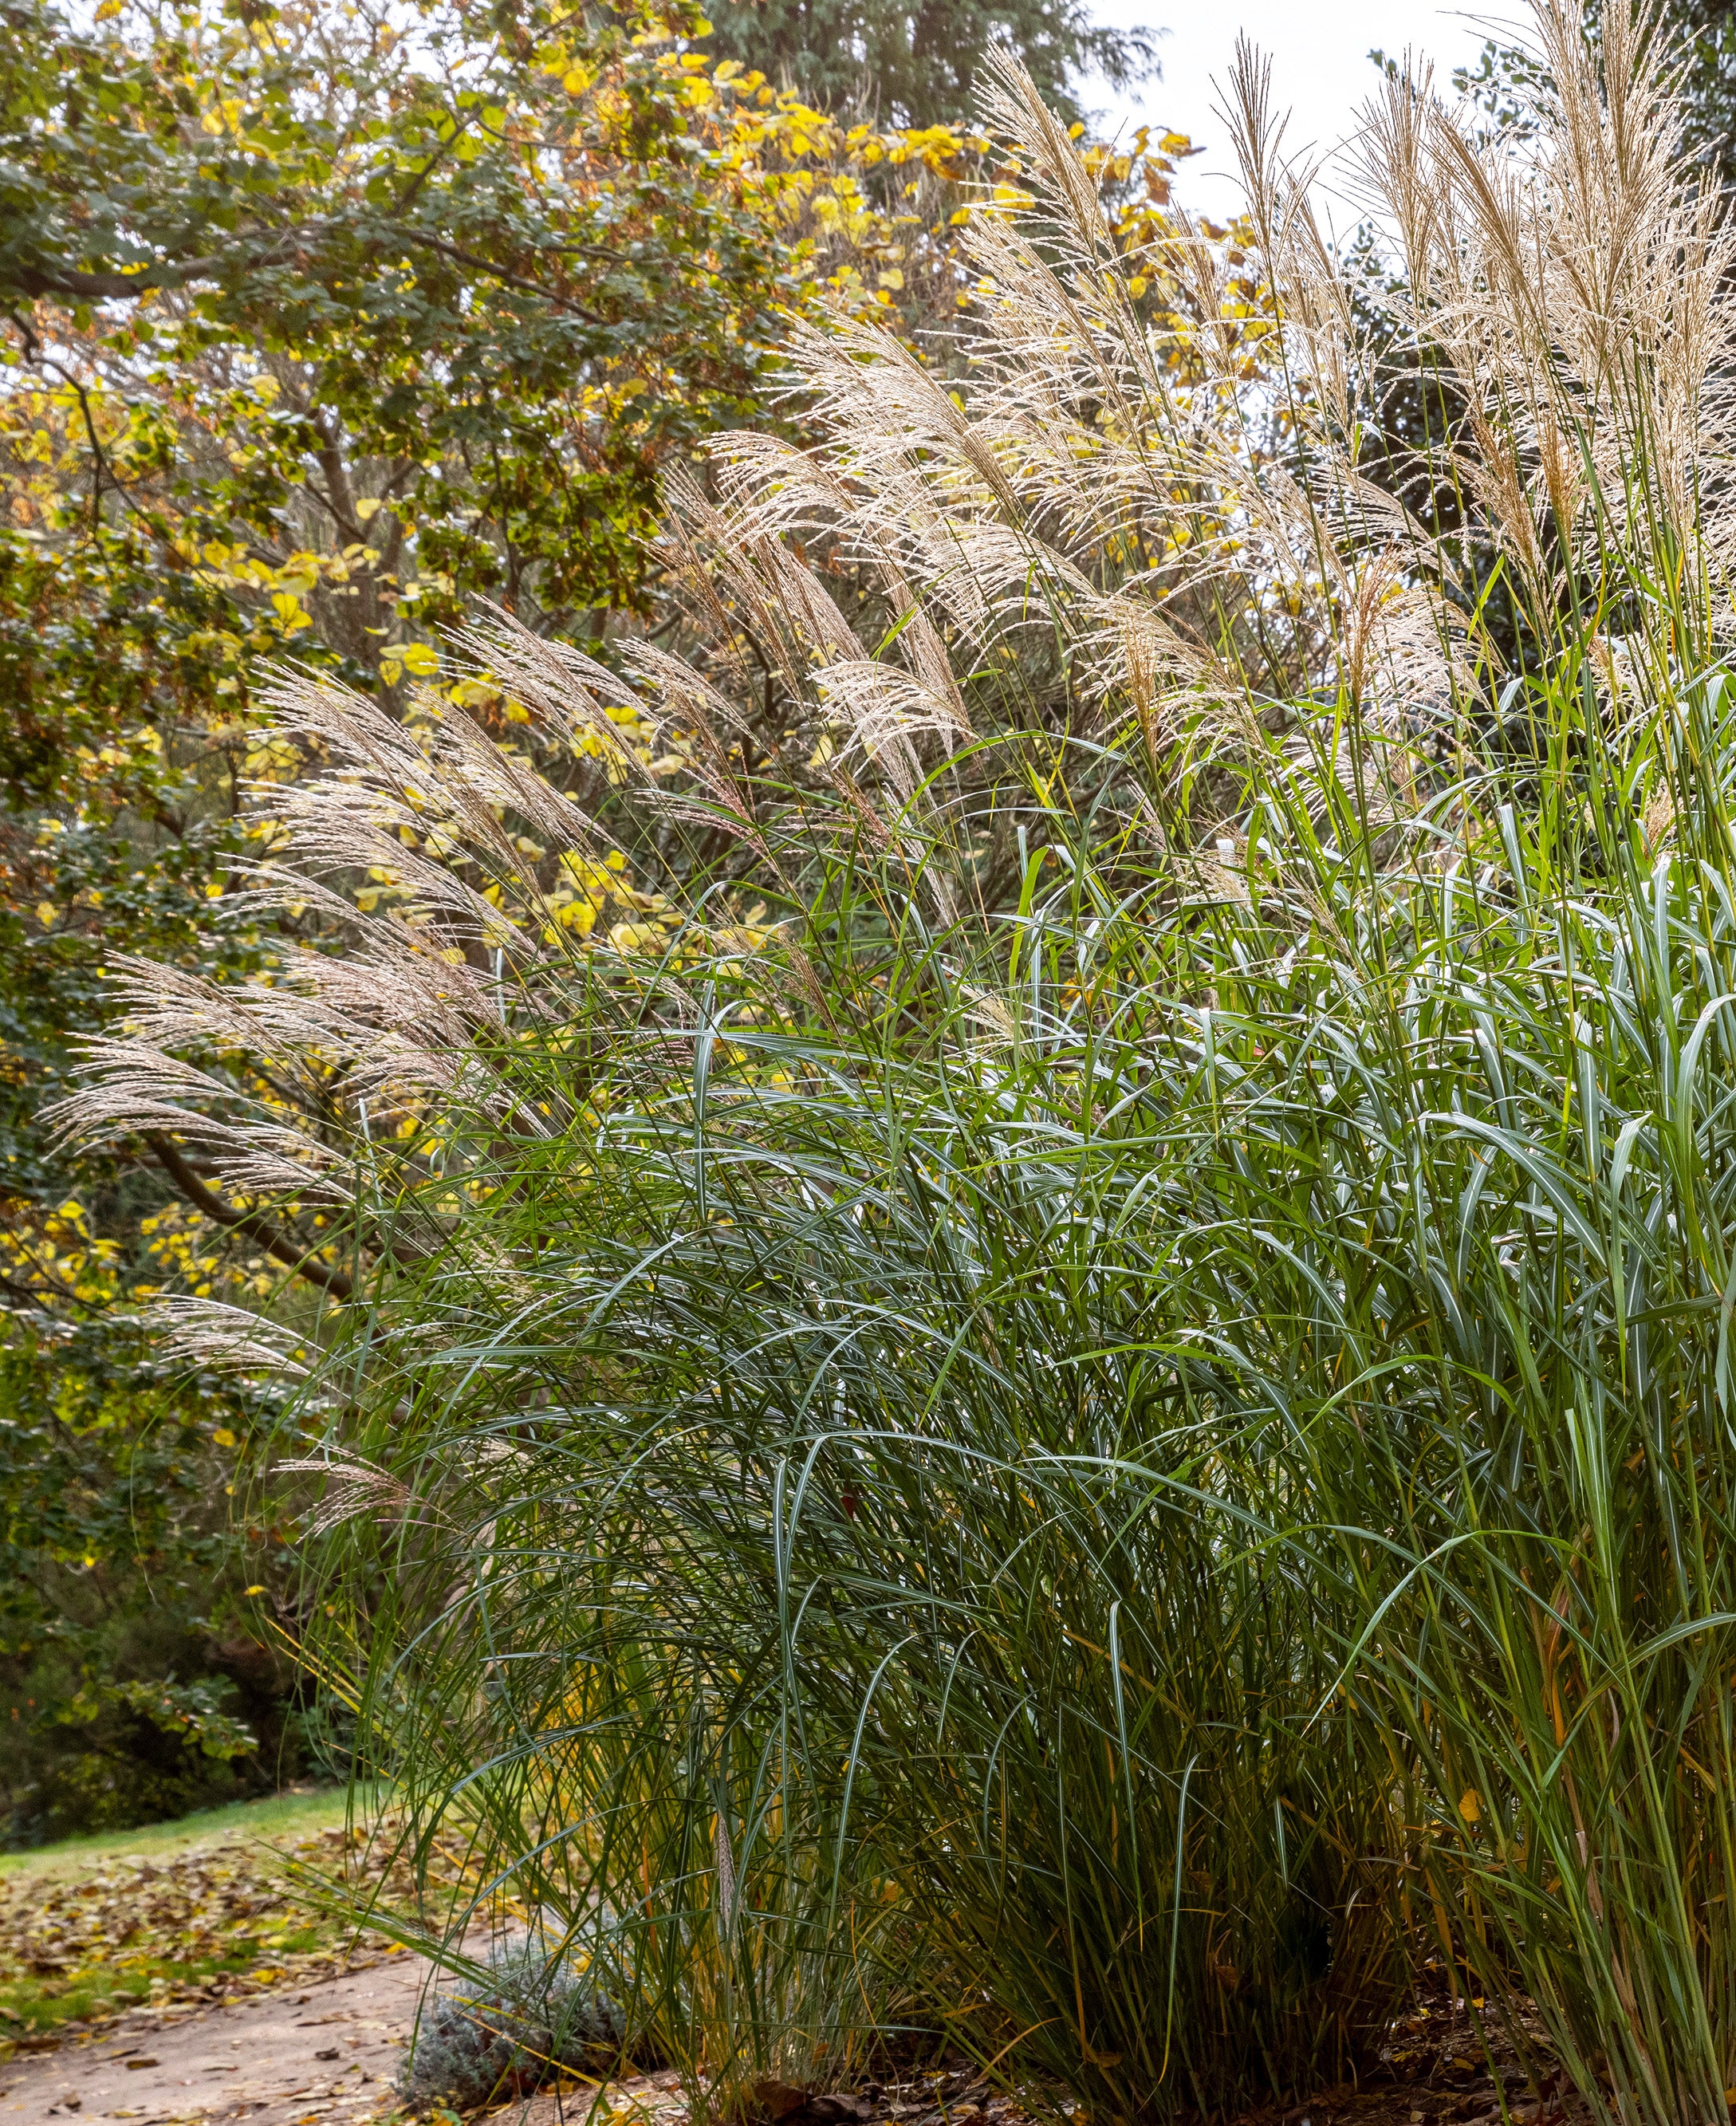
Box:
left=1084, top=0, right=1521, bottom=225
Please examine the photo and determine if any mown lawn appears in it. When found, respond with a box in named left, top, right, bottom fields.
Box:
left=0, top=1783, right=364, bottom=1884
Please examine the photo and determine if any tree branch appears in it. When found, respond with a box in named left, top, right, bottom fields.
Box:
left=7, top=222, right=616, bottom=322
left=147, top=1132, right=355, bottom=1300
left=7, top=255, right=241, bottom=302
left=391, top=230, right=612, bottom=324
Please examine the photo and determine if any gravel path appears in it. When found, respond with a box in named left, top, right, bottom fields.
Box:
left=0, top=1957, right=427, bottom=2126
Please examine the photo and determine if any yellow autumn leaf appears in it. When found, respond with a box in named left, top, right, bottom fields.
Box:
left=1458, top=1790, right=1481, bottom=1823
left=610, top=919, right=662, bottom=951
left=270, top=590, right=312, bottom=635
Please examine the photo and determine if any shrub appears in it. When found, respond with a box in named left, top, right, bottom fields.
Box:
left=0, top=1315, right=311, bottom=1846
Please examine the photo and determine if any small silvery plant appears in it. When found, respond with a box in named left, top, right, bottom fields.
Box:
left=398, top=1939, right=629, bottom=2114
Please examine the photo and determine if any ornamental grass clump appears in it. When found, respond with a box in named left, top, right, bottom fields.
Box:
left=52, top=2, right=1736, bottom=2121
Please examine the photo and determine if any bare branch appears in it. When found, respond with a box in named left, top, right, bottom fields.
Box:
left=148, top=1132, right=355, bottom=1301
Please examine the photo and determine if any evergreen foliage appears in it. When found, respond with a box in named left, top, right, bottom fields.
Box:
left=0, top=1321, right=307, bottom=1847
left=700, top=0, right=1155, bottom=125
left=396, top=1942, right=635, bottom=2112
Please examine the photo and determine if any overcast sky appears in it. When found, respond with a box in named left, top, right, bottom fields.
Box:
left=1085, top=0, right=1525, bottom=226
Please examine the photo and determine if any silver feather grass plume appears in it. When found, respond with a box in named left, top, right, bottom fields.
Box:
left=650, top=43, right=1472, bottom=789
left=278, top=1450, right=419, bottom=1536
left=140, top=1297, right=312, bottom=1378
left=1353, top=0, right=1736, bottom=649
left=616, top=0, right=1731, bottom=837
left=715, top=1808, right=738, bottom=1937
left=49, top=662, right=612, bottom=1195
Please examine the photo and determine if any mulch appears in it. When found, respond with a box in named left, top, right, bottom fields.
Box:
left=490, top=1982, right=1582, bottom=2126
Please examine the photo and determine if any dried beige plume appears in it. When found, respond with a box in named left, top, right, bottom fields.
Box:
left=140, top=1297, right=313, bottom=1379
left=278, top=1451, right=421, bottom=1537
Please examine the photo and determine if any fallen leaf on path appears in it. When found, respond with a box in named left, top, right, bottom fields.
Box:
left=0, top=1816, right=477, bottom=2057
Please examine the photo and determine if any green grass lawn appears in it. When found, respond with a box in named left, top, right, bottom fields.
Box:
left=0, top=1782, right=374, bottom=1882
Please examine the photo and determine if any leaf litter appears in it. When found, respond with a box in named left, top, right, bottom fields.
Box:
left=0, top=1817, right=475, bottom=2060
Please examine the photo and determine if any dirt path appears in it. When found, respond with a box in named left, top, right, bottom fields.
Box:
left=0, top=1957, right=428, bottom=2126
